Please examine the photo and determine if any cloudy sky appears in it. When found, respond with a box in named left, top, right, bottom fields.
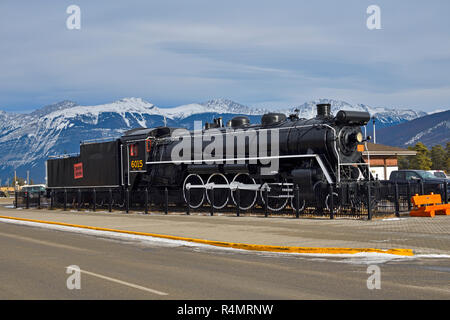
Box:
left=0, top=0, right=449, bottom=113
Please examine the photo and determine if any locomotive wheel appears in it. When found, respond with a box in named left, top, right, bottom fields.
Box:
left=183, top=174, right=205, bottom=209
left=206, top=173, right=230, bottom=210
left=230, top=173, right=258, bottom=210
left=260, top=179, right=290, bottom=212
left=312, top=181, right=327, bottom=210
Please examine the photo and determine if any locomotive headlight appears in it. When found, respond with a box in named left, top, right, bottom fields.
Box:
left=347, top=131, right=363, bottom=144
left=340, top=128, right=365, bottom=156
left=356, top=132, right=363, bottom=143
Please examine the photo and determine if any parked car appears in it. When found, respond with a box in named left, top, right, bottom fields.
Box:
left=20, top=185, right=46, bottom=198
left=427, top=170, right=448, bottom=179
left=389, top=170, right=449, bottom=200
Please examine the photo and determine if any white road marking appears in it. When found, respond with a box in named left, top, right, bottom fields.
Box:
left=67, top=266, right=169, bottom=296
left=0, top=231, right=93, bottom=253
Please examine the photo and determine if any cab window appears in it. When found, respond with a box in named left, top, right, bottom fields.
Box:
left=405, top=171, right=420, bottom=180
left=130, top=144, right=138, bottom=157
left=434, top=172, right=446, bottom=178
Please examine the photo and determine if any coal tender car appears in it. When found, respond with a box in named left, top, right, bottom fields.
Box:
left=47, top=104, right=372, bottom=212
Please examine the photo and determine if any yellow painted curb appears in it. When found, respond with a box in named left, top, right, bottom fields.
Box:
left=0, top=215, right=414, bottom=256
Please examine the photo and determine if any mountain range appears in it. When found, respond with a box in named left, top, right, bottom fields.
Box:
left=377, top=110, right=450, bottom=148
left=0, top=97, right=444, bottom=184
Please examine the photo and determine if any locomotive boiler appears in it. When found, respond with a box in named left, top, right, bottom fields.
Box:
left=46, top=104, right=372, bottom=212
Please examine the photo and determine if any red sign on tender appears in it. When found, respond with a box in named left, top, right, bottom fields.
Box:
left=74, top=163, right=83, bottom=179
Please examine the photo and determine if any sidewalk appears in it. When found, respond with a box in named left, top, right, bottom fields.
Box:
left=0, top=204, right=449, bottom=255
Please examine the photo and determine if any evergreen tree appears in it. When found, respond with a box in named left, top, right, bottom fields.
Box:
left=397, top=155, right=410, bottom=169
left=409, top=142, right=432, bottom=170
left=398, top=146, right=415, bottom=169
left=430, top=144, right=446, bottom=170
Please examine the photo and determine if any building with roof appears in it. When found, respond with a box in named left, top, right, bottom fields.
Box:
left=362, top=143, right=417, bottom=180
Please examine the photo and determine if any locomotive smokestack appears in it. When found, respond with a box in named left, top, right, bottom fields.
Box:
left=316, top=104, right=331, bottom=118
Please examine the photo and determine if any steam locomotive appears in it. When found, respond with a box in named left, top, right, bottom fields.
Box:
left=46, top=104, right=372, bottom=212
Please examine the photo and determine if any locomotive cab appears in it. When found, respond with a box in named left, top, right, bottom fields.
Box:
left=120, top=126, right=182, bottom=190
left=120, top=128, right=151, bottom=188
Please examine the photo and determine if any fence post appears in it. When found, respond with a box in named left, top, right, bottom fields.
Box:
left=420, top=181, right=425, bottom=195
left=394, top=182, right=399, bottom=217
left=37, top=191, right=41, bottom=209
left=15, top=190, right=18, bottom=208
left=295, top=184, right=300, bottom=219
left=407, top=181, right=412, bottom=211
left=164, top=187, right=168, bottom=215
left=264, top=187, right=269, bottom=218
left=92, top=188, right=96, bottom=212
left=126, top=188, right=129, bottom=213
left=50, top=190, right=54, bottom=210
left=64, top=188, right=67, bottom=211
left=236, top=186, right=240, bottom=217
left=444, top=181, right=448, bottom=204
left=329, top=183, right=334, bottom=220
left=26, top=191, right=30, bottom=209
left=186, top=186, right=190, bottom=215
left=367, top=182, right=372, bottom=221
left=144, top=188, right=149, bottom=214
left=77, top=189, right=81, bottom=211
left=210, top=188, right=214, bottom=216
left=108, top=188, right=112, bottom=212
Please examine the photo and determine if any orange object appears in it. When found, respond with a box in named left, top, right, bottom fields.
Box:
left=410, top=193, right=450, bottom=217
left=357, top=144, right=365, bottom=152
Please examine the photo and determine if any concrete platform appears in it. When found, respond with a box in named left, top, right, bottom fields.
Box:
left=0, top=203, right=449, bottom=255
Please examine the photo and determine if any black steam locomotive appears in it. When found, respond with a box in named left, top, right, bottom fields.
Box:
left=47, top=104, right=372, bottom=212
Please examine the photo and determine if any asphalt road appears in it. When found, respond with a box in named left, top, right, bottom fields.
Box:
left=0, top=222, right=449, bottom=300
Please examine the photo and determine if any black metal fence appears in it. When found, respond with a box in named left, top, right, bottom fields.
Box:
left=14, top=190, right=49, bottom=209
left=14, top=180, right=449, bottom=220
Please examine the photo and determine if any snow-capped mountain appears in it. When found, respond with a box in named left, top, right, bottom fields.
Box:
left=30, top=100, right=79, bottom=117
left=377, top=110, right=450, bottom=147
left=0, top=97, right=433, bottom=183
left=162, top=99, right=267, bottom=119
left=282, top=99, right=427, bottom=129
